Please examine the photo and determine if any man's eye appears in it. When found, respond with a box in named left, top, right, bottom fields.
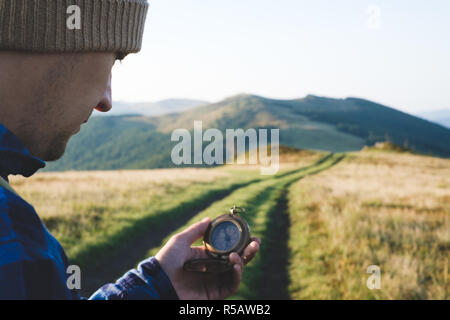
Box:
left=115, top=53, right=127, bottom=61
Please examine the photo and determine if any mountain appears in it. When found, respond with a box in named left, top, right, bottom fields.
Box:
left=417, top=109, right=450, bottom=128
left=96, top=98, right=208, bottom=117
left=44, top=94, right=450, bottom=171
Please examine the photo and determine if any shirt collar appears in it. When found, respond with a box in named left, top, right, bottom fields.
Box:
left=0, top=122, right=46, bottom=180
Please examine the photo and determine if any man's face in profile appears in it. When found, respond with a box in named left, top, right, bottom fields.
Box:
left=0, top=51, right=116, bottom=161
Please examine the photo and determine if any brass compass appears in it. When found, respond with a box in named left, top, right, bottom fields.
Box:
left=183, top=205, right=251, bottom=273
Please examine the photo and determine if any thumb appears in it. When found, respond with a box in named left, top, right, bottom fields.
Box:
left=175, top=217, right=211, bottom=245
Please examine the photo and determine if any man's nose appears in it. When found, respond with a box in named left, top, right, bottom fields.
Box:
left=95, top=74, right=112, bottom=112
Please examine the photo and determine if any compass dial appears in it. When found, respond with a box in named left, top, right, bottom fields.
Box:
left=210, top=221, right=240, bottom=252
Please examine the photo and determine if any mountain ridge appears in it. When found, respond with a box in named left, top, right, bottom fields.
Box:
left=44, top=94, right=450, bottom=171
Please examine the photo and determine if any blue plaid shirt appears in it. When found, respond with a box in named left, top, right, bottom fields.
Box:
left=0, top=122, right=178, bottom=300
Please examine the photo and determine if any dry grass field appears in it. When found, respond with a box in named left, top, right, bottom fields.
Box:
left=288, top=151, right=449, bottom=299
left=10, top=167, right=256, bottom=266
left=8, top=149, right=449, bottom=299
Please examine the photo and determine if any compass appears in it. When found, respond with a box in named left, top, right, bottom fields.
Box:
left=183, top=206, right=251, bottom=273
left=209, top=221, right=241, bottom=252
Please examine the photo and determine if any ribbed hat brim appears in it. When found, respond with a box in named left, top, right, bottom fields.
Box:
left=0, top=0, right=148, bottom=54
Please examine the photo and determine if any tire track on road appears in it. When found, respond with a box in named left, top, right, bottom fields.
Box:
left=80, top=154, right=343, bottom=297
left=80, top=178, right=259, bottom=296
left=253, top=153, right=345, bottom=299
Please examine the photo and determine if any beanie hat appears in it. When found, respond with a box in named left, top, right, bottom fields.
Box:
left=0, top=0, right=148, bottom=54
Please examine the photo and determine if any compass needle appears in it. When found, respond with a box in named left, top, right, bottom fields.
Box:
left=183, top=205, right=251, bottom=273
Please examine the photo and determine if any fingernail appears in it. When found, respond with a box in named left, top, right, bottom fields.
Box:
left=201, top=217, right=210, bottom=223
left=234, top=264, right=241, bottom=272
left=251, top=242, right=258, bottom=248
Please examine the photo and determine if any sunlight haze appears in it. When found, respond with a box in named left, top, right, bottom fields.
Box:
left=112, top=0, right=450, bottom=114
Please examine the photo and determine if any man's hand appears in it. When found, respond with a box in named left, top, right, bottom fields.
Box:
left=155, top=217, right=260, bottom=300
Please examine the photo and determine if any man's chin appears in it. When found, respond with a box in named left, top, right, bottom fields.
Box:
left=42, top=138, right=70, bottom=162
left=43, top=148, right=66, bottom=162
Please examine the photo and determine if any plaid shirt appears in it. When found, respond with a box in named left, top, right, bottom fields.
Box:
left=0, top=122, right=178, bottom=300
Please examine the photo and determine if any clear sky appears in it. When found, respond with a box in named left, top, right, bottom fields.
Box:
left=112, top=0, right=450, bottom=113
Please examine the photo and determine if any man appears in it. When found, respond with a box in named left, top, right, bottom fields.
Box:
left=0, top=0, right=259, bottom=299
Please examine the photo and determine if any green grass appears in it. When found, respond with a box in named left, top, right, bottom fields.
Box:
left=232, top=154, right=345, bottom=299
left=43, top=170, right=263, bottom=267
left=144, top=153, right=345, bottom=299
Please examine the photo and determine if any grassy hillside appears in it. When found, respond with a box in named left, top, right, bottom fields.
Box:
left=45, top=116, right=174, bottom=171
left=45, top=94, right=450, bottom=171
left=143, top=94, right=450, bottom=156
left=147, top=94, right=366, bottom=152
left=291, top=96, right=450, bottom=157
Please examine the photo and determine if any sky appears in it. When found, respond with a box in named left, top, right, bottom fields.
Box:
left=112, top=0, right=450, bottom=114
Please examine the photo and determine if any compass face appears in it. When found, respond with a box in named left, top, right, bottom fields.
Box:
left=210, top=221, right=241, bottom=252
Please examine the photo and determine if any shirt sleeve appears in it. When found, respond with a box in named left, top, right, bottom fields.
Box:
left=89, top=257, right=179, bottom=300
left=0, top=241, right=70, bottom=299
left=0, top=204, right=27, bottom=299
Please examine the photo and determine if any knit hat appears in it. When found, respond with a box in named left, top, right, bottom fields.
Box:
left=0, top=0, right=148, bottom=54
